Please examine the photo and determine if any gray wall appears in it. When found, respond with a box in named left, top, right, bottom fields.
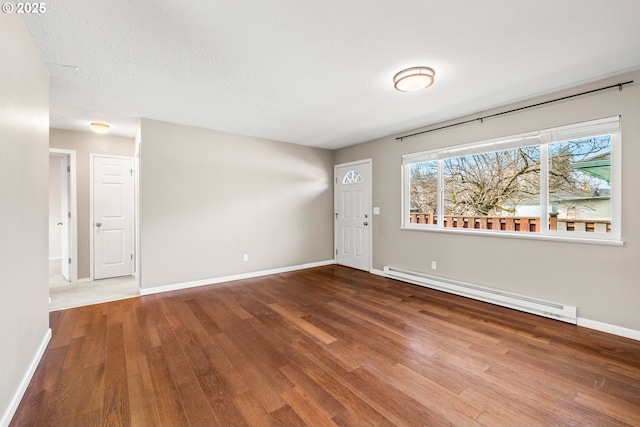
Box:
left=335, top=70, right=640, bottom=331
left=50, top=129, right=136, bottom=279
left=139, top=118, right=334, bottom=289
left=0, top=14, right=50, bottom=425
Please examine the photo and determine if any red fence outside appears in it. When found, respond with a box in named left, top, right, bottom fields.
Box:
left=410, top=213, right=611, bottom=233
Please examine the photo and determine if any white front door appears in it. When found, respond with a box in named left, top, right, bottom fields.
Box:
left=335, top=160, right=371, bottom=271
left=59, top=155, right=70, bottom=281
left=93, top=156, right=134, bottom=280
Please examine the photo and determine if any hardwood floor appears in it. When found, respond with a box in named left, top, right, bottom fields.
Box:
left=11, top=265, right=640, bottom=426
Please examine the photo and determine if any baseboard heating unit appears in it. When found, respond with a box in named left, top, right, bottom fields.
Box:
left=383, top=266, right=577, bottom=324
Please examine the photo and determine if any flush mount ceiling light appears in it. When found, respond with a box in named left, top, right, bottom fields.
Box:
left=393, top=66, right=435, bottom=92
left=90, top=122, right=110, bottom=134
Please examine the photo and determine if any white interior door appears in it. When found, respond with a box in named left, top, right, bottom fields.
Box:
left=59, top=155, right=70, bottom=281
left=93, top=156, right=134, bottom=280
left=335, top=160, right=371, bottom=271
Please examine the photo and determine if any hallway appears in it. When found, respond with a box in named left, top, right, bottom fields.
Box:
left=49, top=259, right=139, bottom=311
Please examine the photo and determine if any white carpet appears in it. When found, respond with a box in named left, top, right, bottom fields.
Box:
left=49, top=260, right=140, bottom=311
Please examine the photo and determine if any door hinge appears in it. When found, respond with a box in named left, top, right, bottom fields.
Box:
left=68, top=258, right=71, bottom=264
left=68, top=211, right=71, bottom=218
left=335, top=212, right=338, bottom=219
left=335, top=249, right=338, bottom=256
left=67, top=166, right=70, bottom=173
left=131, top=254, right=133, bottom=260
left=129, top=169, right=133, bottom=176
left=335, top=178, right=338, bottom=184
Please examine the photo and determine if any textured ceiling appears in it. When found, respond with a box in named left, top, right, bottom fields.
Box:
left=22, top=0, right=640, bottom=150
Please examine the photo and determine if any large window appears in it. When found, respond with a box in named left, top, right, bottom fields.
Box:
left=402, top=117, right=621, bottom=242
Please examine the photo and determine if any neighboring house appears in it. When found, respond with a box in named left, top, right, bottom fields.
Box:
left=516, top=152, right=612, bottom=222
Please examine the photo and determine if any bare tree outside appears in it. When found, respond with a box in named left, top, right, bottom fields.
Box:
left=443, top=146, right=540, bottom=216
left=409, top=135, right=611, bottom=223
left=409, top=161, right=438, bottom=215
left=549, top=136, right=611, bottom=219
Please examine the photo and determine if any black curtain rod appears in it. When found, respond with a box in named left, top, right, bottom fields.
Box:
left=396, top=80, right=634, bottom=141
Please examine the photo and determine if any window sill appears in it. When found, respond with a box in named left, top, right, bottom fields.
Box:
left=400, top=225, right=624, bottom=246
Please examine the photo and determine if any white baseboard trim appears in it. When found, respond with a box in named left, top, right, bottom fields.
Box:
left=76, top=278, right=92, bottom=283
left=577, top=317, right=640, bottom=341
left=140, top=260, right=336, bottom=296
left=1, top=328, right=51, bottom=427
left=369, top=268, right=386, bottom=277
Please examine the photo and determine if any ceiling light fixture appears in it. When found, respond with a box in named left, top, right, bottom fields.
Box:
left=90, top=122, right=110, bottom=134
left=393, top=66, right=435, bottom=92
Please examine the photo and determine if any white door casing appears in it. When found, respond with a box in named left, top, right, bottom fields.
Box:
left=92, top=155, right=134, bottom=280
left=335, top=160, right=372, bottom=271
left=49, top=148, right=77, bottom=283
left=59, top=155, right=70, bottom=281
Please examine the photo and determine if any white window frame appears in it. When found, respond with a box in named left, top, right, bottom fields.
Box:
left=401, top=116, right=622, bottom=245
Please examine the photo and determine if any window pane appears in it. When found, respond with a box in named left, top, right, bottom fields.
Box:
left=409, top=161, right=438, bottom=224
left=548, top=136, right=611, bottom=233
left=342, top=170, right=362, bottom=184
left=443, top=147, right=541, bottom=231
left=402, top=117, right=619, bottom=241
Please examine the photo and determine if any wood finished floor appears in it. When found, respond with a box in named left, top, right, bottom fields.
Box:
left=11, top=265, right=640, bottom=426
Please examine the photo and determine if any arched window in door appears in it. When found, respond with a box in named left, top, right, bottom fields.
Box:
left=342, top=170, right=362, bottom=184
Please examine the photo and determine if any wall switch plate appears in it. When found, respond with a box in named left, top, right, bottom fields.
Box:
left=373, top=207, right=380, bottom=215
left=243, top=254, right=248, bottom=262
left=431, top=261, right=437, bottom=270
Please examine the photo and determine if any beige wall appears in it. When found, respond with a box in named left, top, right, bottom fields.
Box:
left=139, top=118, right=334, bottom=289
left=335, top=70, right=640, bottom=332
left=0, top=14, right=50, bottom=425
left=49, top=129, right=135, bottom=279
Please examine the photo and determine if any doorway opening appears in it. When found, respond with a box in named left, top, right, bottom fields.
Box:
left=48, top=150, right=139, bottom=311
left=48, top=149, right=77, bottom=285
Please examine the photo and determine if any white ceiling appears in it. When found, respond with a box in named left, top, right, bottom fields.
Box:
left=22, top=0, right=640, bottom=150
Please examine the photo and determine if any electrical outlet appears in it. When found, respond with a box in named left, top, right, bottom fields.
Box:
left=243, top=254, right=248, bottom=262
left=431, top=261, right=437, bottom=270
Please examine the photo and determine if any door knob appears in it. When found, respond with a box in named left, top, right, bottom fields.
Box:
left=95, top=222, right=102, bottom=227
left=363, top=222, right=368, bottom=226
left=57, top=222, right=63, bottom=226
